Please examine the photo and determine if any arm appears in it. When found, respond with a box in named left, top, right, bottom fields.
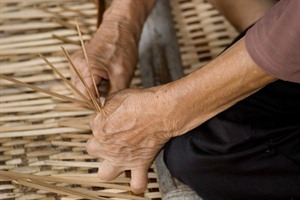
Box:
left=208, top=0, right=277, bottom=31
left=87, top=37, right=276, bottom=194
left=71, top=0, right=156, bottom=97
left=162, top=38, right=276, bottom=135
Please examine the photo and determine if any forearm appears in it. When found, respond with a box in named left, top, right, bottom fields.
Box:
left=161, top=38, right=276, bottom=136
left=208, top=0, right=277, bottom=31
left=95, top=0, right=156, bottom=43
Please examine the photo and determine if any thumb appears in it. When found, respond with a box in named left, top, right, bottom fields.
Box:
left=130, top=168, right=148, bottom=194
left=97, top=160, right=122, bottom=181
left=109, top=78, right=128, bottom=94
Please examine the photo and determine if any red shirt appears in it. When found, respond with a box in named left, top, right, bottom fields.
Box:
left=245, top=0, right=300, bottom=83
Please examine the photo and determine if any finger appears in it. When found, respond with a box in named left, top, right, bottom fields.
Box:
left=86, top=137, right=103, bottom=158
left=130, top=167, right=148, bottom=194
left=74, top=81, right=89, bottom=100
left=75, top=78, right=96, bottom=100
left=89, top=113, right=103, bottom=138
left=109, top=77, right=127, bottom=94
left=97, top=160, right=122, bottom=181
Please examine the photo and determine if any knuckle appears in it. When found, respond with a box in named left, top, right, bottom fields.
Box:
left=111, top=65, right=127, bottom=77
left=85, top=138, right=97, bottom=156
left=92, top=130, right=98, bottom=138
left=97, top=172, right=112, bottom=181
left=97, top=161, right=121, bottom=181
left=131, top=185, right=146, bottom=195
left=91, top=125, right=102, bottom=139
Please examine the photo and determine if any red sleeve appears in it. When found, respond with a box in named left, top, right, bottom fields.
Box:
left=245, top=0, right=300, bottom=83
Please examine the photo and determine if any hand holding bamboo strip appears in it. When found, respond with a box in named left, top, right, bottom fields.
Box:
left=75, top=19, right=101, bottom=102
left=61, top=46, right=102, bottom=112
left=38, top=53, right=94, bottom=108
left=0, top=74, right=91, bottom=109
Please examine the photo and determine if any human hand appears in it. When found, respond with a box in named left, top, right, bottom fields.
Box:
left=86, top=86, right=181, bottom=194
left=70, top=14, right=138, bottom=99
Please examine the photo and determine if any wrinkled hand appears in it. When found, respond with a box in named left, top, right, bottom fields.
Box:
left=86, top=87, right=180, bottom=194
left=70, top=15, right=138, bottom=99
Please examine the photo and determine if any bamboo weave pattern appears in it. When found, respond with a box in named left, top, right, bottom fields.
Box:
left=0, top=0, right=237, bottom=199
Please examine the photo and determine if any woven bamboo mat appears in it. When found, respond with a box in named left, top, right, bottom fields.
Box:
left=170, top=0, right=238, bottom=74
left=0, top=0, right=237, bottom=199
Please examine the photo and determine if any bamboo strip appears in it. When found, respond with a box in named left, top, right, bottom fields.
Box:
left=49, top=152, right=93, bottom=160
left=144, top=192, right=162, bottom=199
left=51, top=174, right=131, bottom=184
left=24, top=141, right=52, bottom=148
left=0, top=123, right=57, bottom=132
left=52, top=34, right=81, bottom=45
left=51, top=141, right=86, bottom=147
left=31, top=160, right=99, bottom=168
left=60, top=5, right=92, bottom=18
left=61, top=46, right=101, bottom=112
left=79, top=189, right=148, bottom=200
left=27, top=150, right=62, bottom=158
left=1, top=32, right=92, bottom=50
left=0, top=193, right=22, bottom=199
left=0, top=184, right=16, bottom=190
left=146, top=183, right=161, bottom=189
left=40, top=3, right=96, bottom=14
left=57, top=2, right=96, bottom=11
left=39, top=53, right=94, bottom=108
left=58, top=119, right=90, bottom=130
left=0, top=93, right=49, bottom=103
left=76, top=21, right=101, bottom=101
left=0, top=38, right=64, bottom=50
left=0, top=56, right=65, bottom=69
left=0, top=44, right=79, bottom=55
left=0, top=9, right=96, bottom=20
left=0, top=64, right=66, bottom=75
left=54, top=103, right=90, bottom=111
left=0, top=30, right=76, bottom=44
left=2, top=139, right=31, bottom=146
left=0, top=170, right=132, bottom=192
left=0, top=0, right=78, bottom=4
left=0, top=173, right=105, bottom=200
left=0, top=104, right=55, bottom=113
left=0, top=22, right=60, bottom=31
left=0, top=73, right=70, bottom=86
left=53, top=18, right=90, bottom=35
left=0, top=99, right=53, bottom=108
left=60, top=133, right=91, bottom=139
left=0, top=74, right=90, bottom=108
left=0, top=10, right=51, bottom=19
left=0, top=127, right=88, bottom=138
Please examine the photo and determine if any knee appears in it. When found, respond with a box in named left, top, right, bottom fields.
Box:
left=163, top=137, right=192, bottom=182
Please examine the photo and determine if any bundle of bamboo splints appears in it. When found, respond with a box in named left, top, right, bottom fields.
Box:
left=2, top=22, right=102, bottom=112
